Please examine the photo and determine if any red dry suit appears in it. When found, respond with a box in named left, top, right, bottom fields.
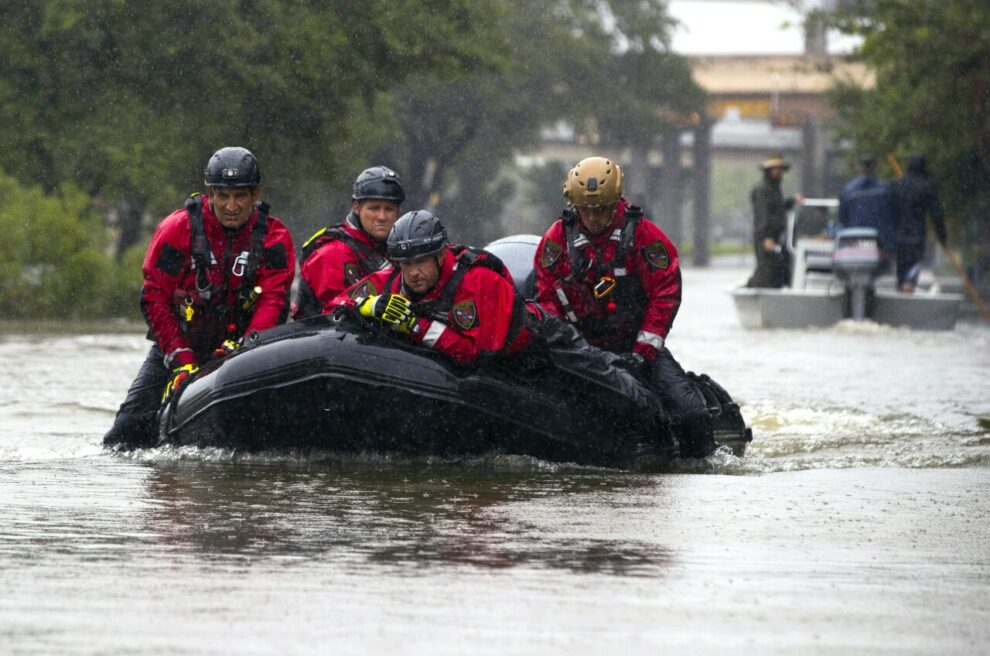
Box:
left=534, top=199, right=681, bottom=359
left=141, top=195, right=295, bottom=368
left=330, top=245, right=538, bottom=364
left=292, top=212, right=389, bottom=320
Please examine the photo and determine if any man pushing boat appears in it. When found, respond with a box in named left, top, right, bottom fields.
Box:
left=102, top=147, right=295, bottom=450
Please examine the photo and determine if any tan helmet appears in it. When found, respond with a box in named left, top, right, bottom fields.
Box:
left=563, top=157, right=623, bottom=208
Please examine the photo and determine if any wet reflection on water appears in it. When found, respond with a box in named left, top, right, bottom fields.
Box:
left=144, top=461, right=673, bottom=577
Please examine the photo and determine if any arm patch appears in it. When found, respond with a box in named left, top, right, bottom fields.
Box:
left=642, top=241, right=669, bottom=270
left=540, top=240, right=563, bottom=268
left=451, top=300, right=478, bottom=330
left=263, top=243, right=289, bottom=270
left=155, top=243, right=185, bottom=276
left=348, top=280, right=379, bottom=300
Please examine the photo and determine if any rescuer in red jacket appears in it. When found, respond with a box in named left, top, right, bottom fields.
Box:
left=534, top=156, right=715, bottom=457
left=330, top=210, right=538, bottom=364
left=103, top=147, right=296, bottom=449
left=293, top=166, right=405, bottom=319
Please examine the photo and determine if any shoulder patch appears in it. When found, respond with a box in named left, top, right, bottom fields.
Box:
left=263, top=243, right=288, bottom=270
left=155, top=243, right=186, bottom=277
left=451, top=300, right=478, bottom=330
left=642, top=241, right=670, bottom=270
left=343, top=262, right=362, bottom=285
left=540, top=240, right=563, bottom=268
left=348, top=280, right=379, bottom=300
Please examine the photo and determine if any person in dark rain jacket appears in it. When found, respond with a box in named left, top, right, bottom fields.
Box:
left=838, top=156, right=896, bottom=262
left=746, top=152, right=803, bottom=288
left=891, top=154, right=948, bottom=292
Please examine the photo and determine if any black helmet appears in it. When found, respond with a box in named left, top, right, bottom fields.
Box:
left=387, top=210, right=447, bottom=261
left=352, top=166, right=405, bottom=204
left=204, top=147, right=261, bottom=187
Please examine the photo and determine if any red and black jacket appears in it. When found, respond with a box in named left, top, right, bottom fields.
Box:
left=292, top=212, right=389, bottom=320
left=534, top=198, right=681, bottom=358
left=331, top=245, right=538, bottom=364
left=141, top=195, right=295, bottom=368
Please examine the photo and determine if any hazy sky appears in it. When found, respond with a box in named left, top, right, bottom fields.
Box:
left=668, top=0, right=860, bottom=55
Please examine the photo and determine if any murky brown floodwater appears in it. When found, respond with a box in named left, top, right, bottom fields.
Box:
left=2, top=265, right=988, bottom=655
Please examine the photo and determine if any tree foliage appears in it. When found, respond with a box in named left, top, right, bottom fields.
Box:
left=0, top=171, right=131, bottom=319
left=380, top=0, right=704, bottom=244
left=0, top=0, right=507, bottom=239
left=0, top=0, right=704, bottom=316
left=829, top=0, right=990, bottom=244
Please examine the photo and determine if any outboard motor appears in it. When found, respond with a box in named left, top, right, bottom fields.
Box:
left=832, top=227, right=883, bottom=320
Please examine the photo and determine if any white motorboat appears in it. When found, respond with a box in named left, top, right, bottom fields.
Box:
left=730, top=199, right=963, bottom=330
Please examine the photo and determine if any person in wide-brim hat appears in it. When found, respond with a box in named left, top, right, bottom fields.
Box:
left=747, top=151, right=803, bottom=289
left=759, top=153, right=791, bottom=171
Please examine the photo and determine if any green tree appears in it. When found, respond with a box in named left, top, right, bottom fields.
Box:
left=379, top=0, right=705, bottom=246
left=830, top=0, right=990, bottom=259
left=0, top=172, right=124, bottom=319
left=0, top=0, right=508, bottom=252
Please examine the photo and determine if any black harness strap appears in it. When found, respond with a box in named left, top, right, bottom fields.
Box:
left=615, top=205, right=642, bottom=270
left=562, top=204, right=642, bottom=281
left=240, top=201, right=269, bottom=292
left=184, top=195, right=271, bottom=331
left=561, top=209, right=588, bottom=279
left=300, top=224, right=387, bottom=276
left=186, top=195, right=213, bottom=300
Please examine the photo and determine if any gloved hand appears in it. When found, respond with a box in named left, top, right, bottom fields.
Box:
left=357, top=294, right=387, bottom=320
left=388, top=310, right=417, bottom=335
left=162, top=363, right=200, bottom=402
left=632, top=342, right=659, bottom=362
left=380, top=294, right=416, bottom=333
left=211, top=339, right=239, bottom=360
left=358, top=294, right=416, bottom=333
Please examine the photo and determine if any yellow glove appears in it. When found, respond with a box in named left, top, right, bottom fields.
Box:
left=358, top=293, right=415, bottom=332
left=380, top=293, right=411, bottom=323
left=162, top=364, right=200, bottom=402
left=358, top=294, right=385, bottom=319
left=212, top=339, right=239, bottom=359
left=390, top=310, right=417, bottom=334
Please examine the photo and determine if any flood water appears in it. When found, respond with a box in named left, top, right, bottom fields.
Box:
left=2, top=265, right=989, bottom=655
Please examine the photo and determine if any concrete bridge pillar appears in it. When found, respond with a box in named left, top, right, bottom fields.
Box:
left=692, top=118, right=713, bottom=266
left=658, top=125, right=683, bottom=247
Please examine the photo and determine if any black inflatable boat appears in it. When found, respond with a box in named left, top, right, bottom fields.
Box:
left=157, top=235, right=752, bottom=469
